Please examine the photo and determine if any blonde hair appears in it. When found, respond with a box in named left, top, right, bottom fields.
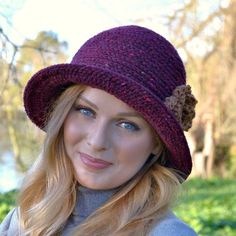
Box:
left=18, top=85, right=182, bottom=236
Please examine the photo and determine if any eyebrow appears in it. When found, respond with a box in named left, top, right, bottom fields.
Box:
left=79, top=96, right=98, bottom=109
left=78, top=96, right=142, bottom=118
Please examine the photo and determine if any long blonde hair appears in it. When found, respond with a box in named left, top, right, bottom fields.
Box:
left=18, top=85, right=182, bottom=236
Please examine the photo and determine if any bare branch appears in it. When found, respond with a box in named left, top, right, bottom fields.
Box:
left=176, top=10, right=224, bottom=48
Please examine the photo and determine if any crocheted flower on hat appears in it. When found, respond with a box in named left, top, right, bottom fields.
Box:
left=164, top=85, right=198, bottom=131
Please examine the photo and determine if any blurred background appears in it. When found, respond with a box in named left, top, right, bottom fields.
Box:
left=0, top=0, right=236, bottom=235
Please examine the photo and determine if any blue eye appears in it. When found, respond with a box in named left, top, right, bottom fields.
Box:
left=120, top=122, right=140, bottom=131
left=75, top=106, right=94, bottom=117
left=80, top=108, right=93, bottom=117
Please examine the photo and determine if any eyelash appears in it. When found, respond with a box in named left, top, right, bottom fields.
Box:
left=73, top=105, right=140, bottom=132
left=74, top=105, right=95, bottom=117
left=119, top=121, right=140, bottom=131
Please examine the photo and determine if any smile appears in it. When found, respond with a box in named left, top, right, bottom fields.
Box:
left=79, top=152, right=112, bottom=169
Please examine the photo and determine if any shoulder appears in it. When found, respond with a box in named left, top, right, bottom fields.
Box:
left=0, top=208, right=20, bottom=236
left=149, top=212, right=198, bottom=236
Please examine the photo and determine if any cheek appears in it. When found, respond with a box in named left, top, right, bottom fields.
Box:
left=63, top=115, right=83, bottom=147
left=116, top=134, right=154, bottom=164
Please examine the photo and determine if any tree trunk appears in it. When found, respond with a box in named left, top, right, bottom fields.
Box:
left=203, top=116, right=215, bottom=177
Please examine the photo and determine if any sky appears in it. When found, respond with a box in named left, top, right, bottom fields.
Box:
left=10, top=0, right=178, bottom=59
left=5, top=0, right=227, bottom=60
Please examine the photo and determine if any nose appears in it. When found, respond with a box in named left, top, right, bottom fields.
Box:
left=86, top=120, right=110, bottom=151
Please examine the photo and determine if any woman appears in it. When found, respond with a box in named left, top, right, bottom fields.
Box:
left=0, top=25, right=198, bottom=236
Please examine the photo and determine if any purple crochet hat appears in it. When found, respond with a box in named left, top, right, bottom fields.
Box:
left=24, top=25, right=197, bottom=180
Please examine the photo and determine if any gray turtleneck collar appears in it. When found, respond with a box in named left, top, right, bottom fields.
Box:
left=61, top=185, right=116, bottom=235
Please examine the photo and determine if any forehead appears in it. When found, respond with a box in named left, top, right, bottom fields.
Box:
left=77, top=87, right=138, bottom=112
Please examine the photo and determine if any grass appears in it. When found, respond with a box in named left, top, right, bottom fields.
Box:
left=174, top=178, right=236, bottom=236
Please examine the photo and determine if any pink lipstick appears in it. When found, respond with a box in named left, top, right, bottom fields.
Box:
left=79, top=152, right=112, bottom=169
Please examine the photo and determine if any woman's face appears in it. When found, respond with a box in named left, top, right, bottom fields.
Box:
left=63, top=87, right=160, bottom=190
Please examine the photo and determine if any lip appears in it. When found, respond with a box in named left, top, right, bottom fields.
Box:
left=79, top=152, right=112, bottom=169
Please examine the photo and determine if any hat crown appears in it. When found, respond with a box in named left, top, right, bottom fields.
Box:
left=71, top=25, right=186, bottom=100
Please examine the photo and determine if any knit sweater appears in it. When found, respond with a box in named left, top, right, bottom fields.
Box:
left=61, top=186, right=116, bottom=235
left=0, top=186, right=197, bottom=236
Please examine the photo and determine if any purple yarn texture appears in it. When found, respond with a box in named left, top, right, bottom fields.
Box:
left=24, top=25, right=194, bottom=179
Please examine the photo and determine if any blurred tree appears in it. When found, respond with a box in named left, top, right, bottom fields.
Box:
left=165, top=0, right=236, bottom=177
left=17, top=31, right=68, bottom=78
left=0, top=28, right=68, bottom=171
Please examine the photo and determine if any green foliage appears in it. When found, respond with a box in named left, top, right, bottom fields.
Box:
left=0, top=189, right=18, bottom=222
left=0, top=178, right=235, bottom=236
left=175, top=178, right=236, bottom=236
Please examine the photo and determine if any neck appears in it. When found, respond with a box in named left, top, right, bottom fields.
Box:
left=61, top=185, right=117, bottom=235
left=73, top=185, right=117, bottom=217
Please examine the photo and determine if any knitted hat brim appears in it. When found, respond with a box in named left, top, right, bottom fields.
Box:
left=24, top=63, right=192, bottom=179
